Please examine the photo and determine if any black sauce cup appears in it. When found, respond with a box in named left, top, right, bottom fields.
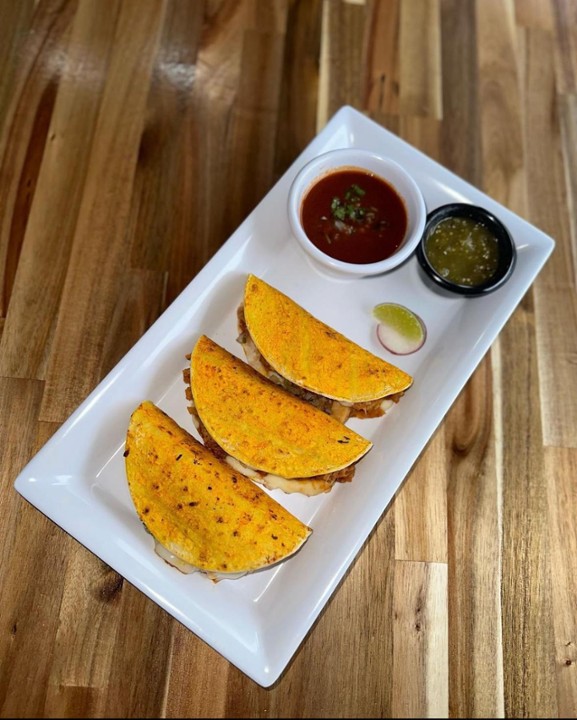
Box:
left=416, top=203, right=517, bottom=297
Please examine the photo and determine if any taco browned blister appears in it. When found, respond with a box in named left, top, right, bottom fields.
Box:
left=125, top=401, right=312, bottom=579
left=184, top=336, right=372, bottom=496
left=237, top=274, right=413, bottom=422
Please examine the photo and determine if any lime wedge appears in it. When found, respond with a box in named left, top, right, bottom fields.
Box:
left=372, top=303, right=426, bottom=355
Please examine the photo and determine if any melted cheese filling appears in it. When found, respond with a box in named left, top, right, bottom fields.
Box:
left=224, top=456, right=334, bottom=496
left=154, top=541, right=248, bottom=582
left=188, top=383, right=338, bottom=496
left=237, top=312, right=399, bottom=420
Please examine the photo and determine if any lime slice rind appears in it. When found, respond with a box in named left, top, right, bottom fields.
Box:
left=373, top=303, right=426, bottom=355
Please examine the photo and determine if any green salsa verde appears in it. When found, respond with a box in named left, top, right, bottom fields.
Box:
left=425, top=216, right=500, bottom=287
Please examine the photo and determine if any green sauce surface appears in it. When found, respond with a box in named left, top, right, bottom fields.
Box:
left=425, top=216, right=500, bottom=286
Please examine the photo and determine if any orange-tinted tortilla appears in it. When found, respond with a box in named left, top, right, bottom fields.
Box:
left=190, top=336, right=372, bottom=479
left=125, top=401, right=311, bottom=575
left=242, top=274, right=413, bottom=403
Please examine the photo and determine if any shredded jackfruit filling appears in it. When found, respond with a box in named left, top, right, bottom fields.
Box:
left=182, top=365, right=356, bottom=495
left=236, top=304, right=403, bottom=420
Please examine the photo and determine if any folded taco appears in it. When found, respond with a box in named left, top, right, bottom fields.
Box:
left=183, top=336, right=372, bottom=496
left=125, top=401, right=312, bottom=579
left=237, top=274, right=413, bottom=422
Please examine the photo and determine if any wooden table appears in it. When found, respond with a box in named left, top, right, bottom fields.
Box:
left=1, top=1, right=576, bottom=717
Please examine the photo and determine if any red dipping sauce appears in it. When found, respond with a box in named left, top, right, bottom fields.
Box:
left=300, top=168, right=408, bottom=264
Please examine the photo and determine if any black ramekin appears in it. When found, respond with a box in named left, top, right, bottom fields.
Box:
left=416, top=203, right=517, bottom=297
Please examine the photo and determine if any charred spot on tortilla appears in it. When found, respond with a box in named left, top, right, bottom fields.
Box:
left=185, top=336, right=373, bottom=496
left=237, top=274, right=413, bottom=421
left=125, top=401, right=311, bottom=580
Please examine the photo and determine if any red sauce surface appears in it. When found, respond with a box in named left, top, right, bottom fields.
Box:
left=300, top=169, right=408, bottom=264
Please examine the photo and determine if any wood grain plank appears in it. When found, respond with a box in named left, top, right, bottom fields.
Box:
left=0, top=0, right=120, bottom=379
left=476, top=0, right=525, bottom=214
left=35, top=419, right=61, bottom=452
left=44, top=554, right=123, bottom=715
left=545, top=447, right=577, bottom=718
left=0, top=378, right=71, bottom=717
left=154, top=0, right=248, bottom=283
left=394, top=427, right=447, bottom=563
left=552, top=0, right=577, bottom=93
left=391, top=561, right=448, bottom=718
left=318, top=0, right=365, bottom=126
left=500, top=297, right=558, bottom=718
left=439, top=0, right=481, bottom=185
left=398, top=0, right=442, bottom=119
left=100, top=584, right=174, bottom=718
left=0, top=377, right=44, bottom=574
left=524, top=29, right=577, bottom=449
left=534, top=285, right=577, bottom=448
left=226, top=24, right=288, bottom=230
left=362, top=0, right=401, bottom=116
left=164, top=625, right=230, bottom=718
left=274, top=0, right=322, bottom=174
left=127, top=0, right=203, bottom=280
left=39, top=0, right=166, bottom=423
left=521, top=27, right=573, bottom=289
left=0, top=0, right=77, bottom=318
left=0, top=0, right=35, bottom=136
left=446, top=355, right=504, bottom=718
left=398, top=115, right=441, bottom=162
left=0, top=509, right=71, bottom=717
left=559, top=92, right=577, bottom=285
left=99, top=269, right=166, bottom=379
left=515, top=0, right=555, bottom=29
left=42, top=686, right=103, bottom=719
left=248, top=0, right=287, bottom=33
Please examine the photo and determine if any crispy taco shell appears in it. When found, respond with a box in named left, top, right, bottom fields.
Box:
left=125, top=401, right=311, bottom=576
left=242, top=274, right=413, bottom=405
left=190, top=336, right=372, bottom=480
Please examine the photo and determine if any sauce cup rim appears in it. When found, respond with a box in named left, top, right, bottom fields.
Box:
left=288, top=148, right=427, bottom=277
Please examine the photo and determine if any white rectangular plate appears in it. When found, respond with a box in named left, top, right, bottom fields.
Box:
left=14, top=106, right=555, bottom=687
